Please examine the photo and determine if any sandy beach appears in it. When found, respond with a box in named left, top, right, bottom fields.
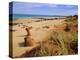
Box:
left=9, top=2, right=78, bottom=58
left=10, top=18, right=65, bottom=57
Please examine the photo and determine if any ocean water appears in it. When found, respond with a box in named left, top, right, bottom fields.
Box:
left=9, top=14, right=65, bottom=20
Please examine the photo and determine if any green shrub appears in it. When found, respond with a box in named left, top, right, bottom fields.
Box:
left=65, top=15, right=78, bottom=22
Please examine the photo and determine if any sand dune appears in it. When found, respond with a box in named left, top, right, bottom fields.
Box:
left=9, top=19, right=68, bottom=57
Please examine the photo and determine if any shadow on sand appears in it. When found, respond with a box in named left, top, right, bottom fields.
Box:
left=19, top=42, right=25, bottom=47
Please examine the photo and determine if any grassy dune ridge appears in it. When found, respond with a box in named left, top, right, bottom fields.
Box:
left=25, top=29, right=77, bottom=57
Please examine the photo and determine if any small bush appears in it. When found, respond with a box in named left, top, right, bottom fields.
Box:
left=64, top=23, right=70, bottom=32
left=65, top=15, right=78, bottom=22
left=42, top=26, right=49, bottom=29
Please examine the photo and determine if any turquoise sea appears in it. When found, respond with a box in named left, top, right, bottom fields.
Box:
left=9, top=14, right=66, bottom=20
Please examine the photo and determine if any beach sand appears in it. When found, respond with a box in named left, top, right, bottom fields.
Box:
left=9, top=18, right=65, bottom=57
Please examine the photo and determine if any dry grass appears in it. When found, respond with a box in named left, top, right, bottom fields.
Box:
left=20, top=23, right=78, bottom=57
left=25, top=21, right=78, bottom=57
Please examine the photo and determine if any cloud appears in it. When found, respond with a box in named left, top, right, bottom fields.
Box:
left=47, top=4, right=58, bottom=8
left=25, top=3, right=58, bottom=8
left=64, top=5, right=76, bottom=8
left=23, top=3, right=44, bottom=8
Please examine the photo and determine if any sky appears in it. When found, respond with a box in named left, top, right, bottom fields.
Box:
left=9, top=2, right=78, bottom=16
